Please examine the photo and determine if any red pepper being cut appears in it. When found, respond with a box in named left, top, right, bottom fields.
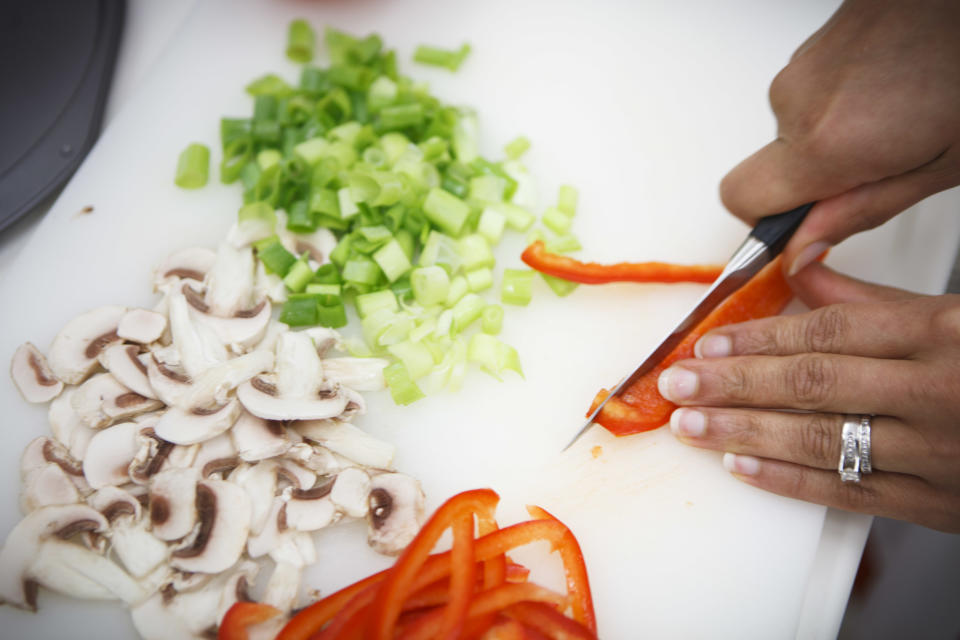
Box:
left=521, top=240, right=723, bottom=285
left=590, top=256, right=796, bottom=435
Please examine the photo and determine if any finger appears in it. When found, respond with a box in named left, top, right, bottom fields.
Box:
left=720, top=454, right=960, bottom=533
left=787, top=262, right=921, bottom=307
left=657, top=354, right=919, bottom=416
left=669, top=408, right=921, bottom=475
left=694, top=296, right=927, bottom=361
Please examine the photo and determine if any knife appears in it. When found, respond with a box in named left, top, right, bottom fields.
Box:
left=562, top=202, right=815, bottom=451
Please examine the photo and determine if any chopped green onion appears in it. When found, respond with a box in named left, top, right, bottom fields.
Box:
left=410, top=266, right=450, bottom=306
left=423, top=188, right=469, bottom=236
left=257, top=148, right=283, bottom=171
left=245, top=74, right=293, bottom=97
left=387, top=340, right=434, bottom=379
left=286, top=19, right=315, bottom=63
left=379, top=103, right=425, bottom=130
left=343, top=255, right=383, bottom=285
left=504, top=136, right=530, bottom=160
left=451, top=293, right=486, bottom=333
left=373, top=238, right=412, bottom=282
left=284, top=257, right=315, bottom=292
left=467, top=334, right=523, bottom=379
left=542, top=206, right=572, bottom=234
left=312, top=263, right=342, bottom=284
left=255, top=237, right=297, bottom=275
left=418, top=230, right=462, bottom=274
left=338, top=187, right=360, bottom=219
left=477, top=208, right=506, bottom=245
left=355, top=289, right=398, bottom=318
left=465, top=267, right=493, bottom=292
left=368, top=76, right=398, bottom=112
left=540, top=273, right=579, bottom=297
left=413, top=43, right=471, bottom=71
left=317, top=297, right=348, bottom=328
left=481, top=304, right=504, bottom=335
left=469, top=175, right=507, bottom=203
left=497, top=203, right=536, bottom=231
left=544, top=233, right=582, bottom=254
left=557, top=184, right=578, bottom=217
left=305, top=283, right=341, bottom=296
left=309, top=188, right=340, bottom=218
left=501, top=269, right=534, bottom=306
left=383, top=362, right=424, bottom=405
left=280, top=294, right=320, bottom=326
left=238, top=201, right=276, bottom=227
left=175, top=143, right=210, bottom=189
left=445, top=275, right=468, bottom=307
left=286, top=200, right=316, bottom=233
left=452, top=110, right=478, bottom=163
left=457, top=234, right=494, bottom=271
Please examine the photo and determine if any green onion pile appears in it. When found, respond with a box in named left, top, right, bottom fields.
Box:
left=180, top=22, right=583, bottom=405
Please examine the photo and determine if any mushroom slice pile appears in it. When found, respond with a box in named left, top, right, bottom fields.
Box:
left=3, top=239, right=428, bottom=637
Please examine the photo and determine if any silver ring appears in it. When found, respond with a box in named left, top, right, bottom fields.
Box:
left=838, top=415, right=862, bottom=483
left=858, top=415, right=873, bottom=474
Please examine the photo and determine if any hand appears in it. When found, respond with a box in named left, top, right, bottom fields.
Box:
left=720, top=0, right=960, bottom=276
left=658, top=264, right=960, bottom=532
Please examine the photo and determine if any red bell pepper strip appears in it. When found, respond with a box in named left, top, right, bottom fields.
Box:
left=369, top=488, right=500, bottom=640
left=435, top=513, right=478, bottom=639
left=482, top=617, right=552, bottom=640
left=591, top=256, right=796, bottom=435
left=217, top=601, right=282, bottom=640
left=521, top=240, right=723, bottom=285
left=504, top=601, right=597, bottom=640
left=314, top=582, right=379, bottom=640
left=276, top=570, right=386, bottom=640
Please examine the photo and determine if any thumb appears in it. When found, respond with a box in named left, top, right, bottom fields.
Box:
left=788, top=262, right=921, bottom=308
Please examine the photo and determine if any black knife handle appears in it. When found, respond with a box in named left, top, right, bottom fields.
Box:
left=748, top=202, right=815, bottom=257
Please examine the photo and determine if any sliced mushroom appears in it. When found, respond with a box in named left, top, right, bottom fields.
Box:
left=129, top=427, right=178, bottom=485
left=295, top=419, right=395, bottom=469
left=117, top=308, right=168, bottom=344
left=20, top=462, right=81, bottom=514
left=321, top=357, right=388, bottom=391
left=330, top=467, right=371, bottom=519
left=46, top=305, right=126, bottom=384
left=167, top=285, right=228, bottom=378
left=29, top=538, right=151, bottom=606
left=298, top=443, right=341, bottom=476
left=183, top=349, right=274, bottom=410
left=202, top=243, right=257, bottom=318
left=262, top=532, right=316, bottom=612
left=99, top=344, right=157, bottom=399
left=72, top=372, right=163, bottom=428
left=89, top=487, right=169, bottom=578
left=48, top=389, right=97, bottom=460
left=0, top=503, right=109, bottom=610
left=193, top=432, right=239, bottom=478
left=246, top=496, right=287, bottom=559
left=145, top=350, right=193, bottom=408
left=10, top=342, right=63, bottom=403
left=276, top=458, right=317, bottom=492
left=284, top=480, right=338, bottom=532
left=366, top=473, right=426, bottom=556
left=153, top=400, right=241, bottom=445
left=170, top=479, right=251, bottom=574
left=186, top=284, right=272, bottom=351
left=21, top=436, right=89, bottom=496
left=153, top=247, right=217, bottom=290
left=148, top=467, right=200, bottom=541
left=82, top=421, right=141, bottom=489
left=228, top=461, right=277, bottom=536
left=254, top=260, right=287, bottom=304
left=231, top=411, right=291, bottom=462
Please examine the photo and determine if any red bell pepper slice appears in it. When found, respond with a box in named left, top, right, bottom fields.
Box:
left=434, top=512, right=478, bottom=639
left=591, top=257, right=796, bottom=435
left=369, top=488, right=500, bottom=640
left=521, top=240, right=723, bottom=285
left=217, top=601, right=282, bottom=640
left=504, top=601, right=597, bottom=640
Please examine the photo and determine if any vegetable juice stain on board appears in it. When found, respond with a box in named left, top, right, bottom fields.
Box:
left=590, top=445, right=602, bottom=459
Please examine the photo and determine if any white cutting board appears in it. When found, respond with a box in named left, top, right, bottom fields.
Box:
left=2, top=1, right=958, bottom=638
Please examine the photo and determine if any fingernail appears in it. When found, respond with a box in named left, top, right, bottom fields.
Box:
left=722, top=452, right=761, bottom=476
left=658, top=367, right=699, bottom=401
left=695, top=334, right=731, bottom=358
left=670, top=408, right=706, bottom=437
left=788, top=241, right=831, bottom=277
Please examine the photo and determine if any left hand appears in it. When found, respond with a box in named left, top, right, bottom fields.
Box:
left=658, top=262, right=960, bottom=533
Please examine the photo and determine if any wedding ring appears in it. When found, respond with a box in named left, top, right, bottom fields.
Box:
left=858, top=415, right=873, bottom=474
left=838, top=415, right=862, bottom=483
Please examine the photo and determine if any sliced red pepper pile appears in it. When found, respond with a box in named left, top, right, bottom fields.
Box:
left=218, top=489, right=597, bottom=640
left=521, top=240, right=723, bottom=285
left=590, top=257, right=796, bottom=435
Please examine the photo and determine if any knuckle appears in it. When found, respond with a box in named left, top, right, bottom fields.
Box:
left=927, top=297, right=960, bottom=343
left=801, top=306, right=850, bottom=353
left=798, top=415, right=836, bottom=464
left=784, top=355, right=836, bottom=406
left=722, top=411, right=764, bottom=450
left=737, top=325, right=783, bottom=356
left=717, top=362, right=755, bottom=403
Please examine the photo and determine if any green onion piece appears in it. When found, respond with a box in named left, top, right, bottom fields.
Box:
left=457, top=234, right=494, bottom=271
left=286, top=200, right=316, bottom=233
left=312, top=263, right=342, bottom=284
left=257, top=149, right=283, bottom=171
left=343, top=336, right=374, bottom=357
left=544, top=233, right=582, bottom=254
left=501, top=269, right=534, bottom=306
left=387, top=340, right=434, bottom=379
left=255, top=237, right=297, bottom=276
left=445, top=275, right=468, bottom=307
left=284, top=257, right=315, bottom=292
left=467, top=334, right=523, bottom=379
left=557, top=184, right=578, bottom=217
left=280, top=294, right=320, bottom=326
left=245, top=74, right=293, bottom=97
left=373, top=238, right=412, bottom=282
left=338, top=187, right=360, bottom=219
left=451, top=293, right=486, bottom=333
left=504, top=136, right=531, bottom=160
left=175, top=143, right=210, bottom=189
left=418, top=230, right=462, bottom=274
left=343, top=255, right=383, bottom=285
left=355, top=289, right=398, bottom=318
left=423, top=188, right=469, bottom=236
left=317, top=297, right=348, bottom=328
left=380, top=132, right=412, bottom=164
left=452, top=110, right=478, bottom=163
left=497, top=203, right=536, bottom=231
left=477, top=208, right=506, bottom=245
left=383, top=362, right=424, bottom=405
left=469, top=175, right=507, bottom=203
left=357, top=225, right=393, bottom=244
left=410, top=266, right=450, bottom=306
left=294, top=138, right=329, bottom=166
left=238, top=201, right=277, bottom=227
left=379, top=103, right=425, bottom=130
left=305, top=283, right=341, bottom=296
left=481, top=304, right=504, bottom=335
left=309, top=188, right=340, bottom=218
left=286, top=19, right=315, bottom=63
left=540, top=273, right=579, bottom=297
left=368, top=76, right=398, bottom=112
left=329, top=235, right=352, bottom=268
left=465, top=267, right=493, bottom=292
left=412, top=43, right=471, bottom=71
left=542, top=206, right=572, bottom=234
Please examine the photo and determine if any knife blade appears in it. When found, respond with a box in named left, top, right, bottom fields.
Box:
left=562, top=202, right=815, bottom=451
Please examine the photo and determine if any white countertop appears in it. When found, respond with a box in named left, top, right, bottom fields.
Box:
left=0, top=1, right=900, bottom=637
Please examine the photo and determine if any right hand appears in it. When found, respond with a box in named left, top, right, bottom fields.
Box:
left=720, top=0, right=960, bottom=276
